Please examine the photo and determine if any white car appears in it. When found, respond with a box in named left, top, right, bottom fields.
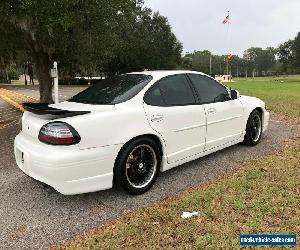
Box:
left=14, top=71, right=269, bottom=195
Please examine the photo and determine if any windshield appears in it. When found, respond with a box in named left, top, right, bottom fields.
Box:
left=68, top=74, right=152, bottom=105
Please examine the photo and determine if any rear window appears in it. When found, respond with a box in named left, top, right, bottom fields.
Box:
left=68, top=74, right=152, bottom=105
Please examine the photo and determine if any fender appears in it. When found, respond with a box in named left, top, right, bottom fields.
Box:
left=239, top=95, right=267, bottom=127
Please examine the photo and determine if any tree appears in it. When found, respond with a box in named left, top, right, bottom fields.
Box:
left=183, top=50, right=235, bottom=76
left=99, top=9, right=182, bottom=75
left=182, top=56, right=193, bottom=69
left=183, top=50, right=213, bottom=75
left=277, top=40, right=295, bottom=73
left=182, top=48, right=278, bottom=78
left=0, top=1, right=182, bottom=103
left=0, top=18, right=24, bottom=83
left=293, top=32, right=300, bottom=70
left=0, top=0, right=142, bottom=102
left=243, top=47, right=276, bottom=76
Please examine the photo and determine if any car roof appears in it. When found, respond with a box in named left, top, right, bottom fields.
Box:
left=127, top=70, right=208, bottom=79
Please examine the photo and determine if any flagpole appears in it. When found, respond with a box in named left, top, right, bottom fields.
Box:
left=222, top=10, right=231, bottom=77
left=227, top=10, right=230, bottom=76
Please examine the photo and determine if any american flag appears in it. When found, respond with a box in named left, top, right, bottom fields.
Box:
left=222, top=14, right=230, bottom=24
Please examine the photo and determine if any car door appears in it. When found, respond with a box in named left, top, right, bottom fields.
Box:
left=187, top=73, right=244, bottom=150
left=143, top=74, right=206, bottom=163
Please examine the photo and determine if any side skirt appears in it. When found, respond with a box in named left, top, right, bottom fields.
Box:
left=160, top=136, right=245, bottom=172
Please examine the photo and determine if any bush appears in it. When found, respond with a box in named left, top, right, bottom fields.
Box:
left=0, top=68, right=19, bottom=83
left=90, top=79, right=103, bottom=85
left=0, top=71, right=6, bottom=82
left=59, top=77, right=79, bottom=85
left=59, top=77, right=92, bottom=85
left=77, top=78, right=89, bottom=85
left=7, top=68, right=20, bottom=80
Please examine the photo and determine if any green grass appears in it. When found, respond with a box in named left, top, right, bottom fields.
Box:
left=56, top=76, right=300, bottom=250
left=60, top=144, right=300, bottom=250
left=225, top=77, right=300, bottom=119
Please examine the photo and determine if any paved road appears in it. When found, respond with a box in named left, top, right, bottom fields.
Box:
left=0, top=85, right=79, bottom=102
left=0, top=99, right=21, bottom=129
left=0, top=85, right=81, bottom=130
left=0, top=86, right=297, bottom=249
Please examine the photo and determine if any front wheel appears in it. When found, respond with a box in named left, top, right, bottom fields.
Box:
left=243, top=110, right=263, bottom=146
left=114, top=137, right=161, bottom=195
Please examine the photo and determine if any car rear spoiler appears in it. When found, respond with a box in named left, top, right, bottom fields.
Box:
left=22, top=103, right=91, bottom=116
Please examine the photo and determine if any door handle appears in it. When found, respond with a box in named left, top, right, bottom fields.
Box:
left=151, top=114, right=164, bottom=122
left=207, top=108, right=216, bottom=114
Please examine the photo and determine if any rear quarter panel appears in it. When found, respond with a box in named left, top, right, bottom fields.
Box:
left=62, top=105, right=161, bottom=150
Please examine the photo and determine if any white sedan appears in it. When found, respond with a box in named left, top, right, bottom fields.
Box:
left=14, top=71, right=269, bottom=195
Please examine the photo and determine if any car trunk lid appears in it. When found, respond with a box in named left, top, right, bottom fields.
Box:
left=21, top=102, right=114, bottom=140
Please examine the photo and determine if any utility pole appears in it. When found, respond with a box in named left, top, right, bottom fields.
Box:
left=209, top=55, right=212, bottom=76
left=226, top=56, right=229, bottom=75
left=51, top=62, right=59, bottom=104
left=24, top=62, right=28, bottom=85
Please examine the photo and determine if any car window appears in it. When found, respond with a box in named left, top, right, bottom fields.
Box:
left=68, top=74, right=152, bottom=105
left=188, top=74, right=230, bottom=104
left=144, top=85, right=165, bottom=106
left=158, top=74, right=196, bottom=106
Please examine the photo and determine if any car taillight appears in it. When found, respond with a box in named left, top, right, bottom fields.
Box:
left=38, top=122, right=81, bottom=145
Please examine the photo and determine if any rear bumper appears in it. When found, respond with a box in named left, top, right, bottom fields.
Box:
left=14, top=132, right=122, bottom=195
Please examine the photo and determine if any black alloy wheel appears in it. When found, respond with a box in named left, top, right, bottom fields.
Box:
left=114, top=137, right=160, bottom=194
left=243, top=110, right=263, bottom=146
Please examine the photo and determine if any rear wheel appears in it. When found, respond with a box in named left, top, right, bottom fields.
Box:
left=243, top=110, right=263, bottom=146
left=114, top=137, right=161, bottom=195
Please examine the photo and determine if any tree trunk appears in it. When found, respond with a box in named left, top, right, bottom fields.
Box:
left=24, top=74, right=28, bottom=85
left=34, top=52, right=53, bottom=103
left=5, top=69, right=9, bottom=83
left=24, top=63, right=28, bottom=85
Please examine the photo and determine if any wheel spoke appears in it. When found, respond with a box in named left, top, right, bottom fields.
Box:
left=251, top=130, right=256, bottom=139
left=250, top=114, right=262, bottom=142
left=127, top=153, right=135, bottom=164
left=140, top=147, right=145, bottom=161
left=130, top=171, right=141, bottom=182
left=144, top=159, right=153, bottom=165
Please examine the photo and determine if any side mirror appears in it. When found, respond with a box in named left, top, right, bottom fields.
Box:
left=230, top=89, right=240, bottom=99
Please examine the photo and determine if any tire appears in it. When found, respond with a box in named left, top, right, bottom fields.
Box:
left=114, top=137, right=161, bottom=195
left=243, top=110, right=263, bottom=146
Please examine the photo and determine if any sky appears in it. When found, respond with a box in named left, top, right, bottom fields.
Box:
left=144, top=0, right=300, bottom=56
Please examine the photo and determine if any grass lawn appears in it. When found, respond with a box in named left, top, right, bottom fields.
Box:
left=57, top=77, right=300, bottom=250
left=61, top=144, right=299, bottom=250
left=226, top=77, right=300, bottom=119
